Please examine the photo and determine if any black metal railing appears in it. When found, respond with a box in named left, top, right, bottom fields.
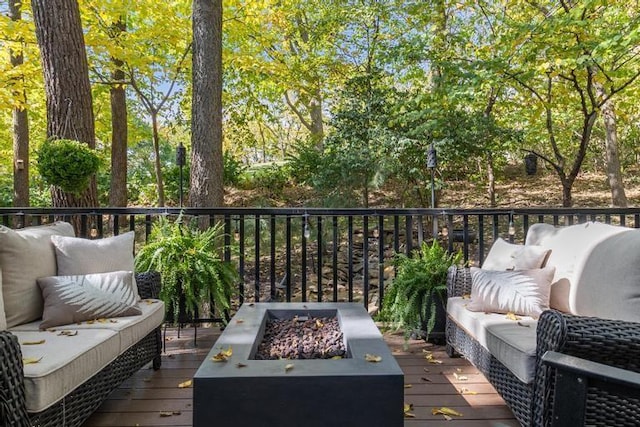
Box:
left=3, top=206, right=640, bottom=310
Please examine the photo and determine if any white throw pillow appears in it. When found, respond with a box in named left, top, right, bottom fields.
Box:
left=482, top=238, right=550, bottom=271
left=466, top=266, right=556, bottom=319
left=0, top=222, right=75, bottom=328
left=37, top=271, right=141, bottom=329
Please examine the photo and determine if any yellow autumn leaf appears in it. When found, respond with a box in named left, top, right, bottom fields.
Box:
left=23, top=357, right=43, bottom=365
left=285, top=363, right=295, bottom=372
left=432, top=407, right=464, bottom=417
left=462, top=294, right=471, bottom=299
left=459, top=388, right=478, bottom=395
left=315, top=319, right=324, bottom=328
left=404, top=403, right=415, bottom=418
left=364, top=353, right=382, bottom=362
left=22, top=339, right=46, bottom=345
left=58, top=330, right=78, bottom=336
left=178, top=380, right=192, bottom=388
left=404, top=384, right=412, bottom=388
left=506, top=312, right=521, bottom=321
left=331, top=355, right=342, bottom=360
left=453, top=372, right=468, bottom=381
left=211, top=353, right=228, bottom=362
left=159, top=411, right=173, bottom=417
left=222, top=346, right=233, bottom=357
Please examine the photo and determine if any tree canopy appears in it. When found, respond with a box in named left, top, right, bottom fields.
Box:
left=1, top=0, right=639, bottom=208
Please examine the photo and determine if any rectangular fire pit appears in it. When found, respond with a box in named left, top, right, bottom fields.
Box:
left=193, top=302, right=404, bottom=427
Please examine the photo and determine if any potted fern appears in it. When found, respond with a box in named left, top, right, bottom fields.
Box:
left=380, top=240, right=462, bottom=343
left=135, top=214, right=238, bottom=325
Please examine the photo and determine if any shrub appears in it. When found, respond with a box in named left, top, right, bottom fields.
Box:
left=37, top=139, right=101, bottom=194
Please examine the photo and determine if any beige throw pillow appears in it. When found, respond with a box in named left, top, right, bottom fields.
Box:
left=37, top=271, right=141, bottom=329
left=0, top=222, right=75, bottom=328
left=482, top=238, right=550, bottom=271
left=467, top=266, right=555, bottom=319
left=51, top=231, right=136, bottom=275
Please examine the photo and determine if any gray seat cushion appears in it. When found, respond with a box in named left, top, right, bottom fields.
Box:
left=485, top=322, right=538, bottom=384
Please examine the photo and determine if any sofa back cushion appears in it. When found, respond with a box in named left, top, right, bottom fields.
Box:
left=525, top=222, right=631, bottom=315
left=573, top=230, right=640, bottom=322
left=51, top=231, right=135, bottom=275
left=0, top=222, right=75, bottom=329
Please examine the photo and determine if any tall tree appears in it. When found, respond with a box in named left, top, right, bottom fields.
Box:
left=8, top=0, right=29, bottom=207
left=31, top=0, right=97, bottom=207
left=106, top=16, right=128, bottom=208
left=190, top=0, right=223, bottom=208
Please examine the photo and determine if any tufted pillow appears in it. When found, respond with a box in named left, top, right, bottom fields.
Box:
left=466, top=266, right=555, bottom=319
left=37, top=271, right=141, bottom=329
left=482, top=238, right=550, bottom=271
left=0, top=221, right=75, bottom=328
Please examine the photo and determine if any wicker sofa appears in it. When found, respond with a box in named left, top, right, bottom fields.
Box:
left=446, top=221, right=640, bottom=427
left=0, top=222, right=164, bottom=427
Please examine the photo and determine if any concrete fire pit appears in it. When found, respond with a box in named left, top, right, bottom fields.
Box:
left=193, top=302, right=404, bottom=427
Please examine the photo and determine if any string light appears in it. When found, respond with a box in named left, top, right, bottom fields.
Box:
left=508, top=212, right=516, bottom=236
left=303, top=213, right=310, bottom=239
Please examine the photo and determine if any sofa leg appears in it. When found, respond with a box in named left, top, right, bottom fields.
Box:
left=446, top=344, right=460, bottom=358
left=153, top=354, right=162, bottom=370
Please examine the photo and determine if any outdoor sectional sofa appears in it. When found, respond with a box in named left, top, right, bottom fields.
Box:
left=446, top=221, right=640, bottom=426
left=0, top=222, right=164, bottom=427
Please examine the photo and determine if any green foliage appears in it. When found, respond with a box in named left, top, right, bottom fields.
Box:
left=36, top=139, right=101, bottom=194
left=380, top=241, right=462, bottom=340
left=223, top=150, right=246, bottom=186
left=241, top=162, right=292, bottom=197
left=135, top=214, right=238, bottom=323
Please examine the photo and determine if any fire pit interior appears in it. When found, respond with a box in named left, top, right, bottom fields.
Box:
left=193, top=302, right=403, bottom=427
left=253, top=312, right=347, bottom=360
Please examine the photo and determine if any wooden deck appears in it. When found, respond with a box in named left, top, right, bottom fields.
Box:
left=84, top=325, right=519, bottom=427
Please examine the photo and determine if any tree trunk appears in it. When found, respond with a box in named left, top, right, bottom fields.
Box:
left=487, top=153, right=496, bottom=207
left=32, top=0, right=97, bottom=208
left=9, top=0, right=29, bottom=208
left=109, top=19, right=128, bottom=208
left=151, top=113, right=166, bottom=207
left=190, top=0, right=224, bottom=209
left=596, top=84, right=627, bottom=207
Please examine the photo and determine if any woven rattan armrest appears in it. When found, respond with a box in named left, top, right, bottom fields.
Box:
left=533, top=310, right=640, bottom=426
left=446, top=265, right=472, bottom=298
left=0, top=331, right=30, bottom=427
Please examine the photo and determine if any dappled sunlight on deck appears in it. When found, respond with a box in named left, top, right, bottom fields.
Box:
left=84, top=325, right=518, bottom=427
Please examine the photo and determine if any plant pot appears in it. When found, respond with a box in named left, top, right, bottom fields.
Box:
left=411, top=293, right=447, bottom=345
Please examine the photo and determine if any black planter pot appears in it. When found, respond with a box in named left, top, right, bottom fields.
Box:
left=411, top=293, right=447, bottom=345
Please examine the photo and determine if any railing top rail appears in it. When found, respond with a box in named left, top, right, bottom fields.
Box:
left=3, top=206, right=640, bottom=216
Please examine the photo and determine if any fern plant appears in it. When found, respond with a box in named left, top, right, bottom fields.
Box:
left=135, top=214, right=238, bottom=324
left=380, top=240, right=462, bottom=340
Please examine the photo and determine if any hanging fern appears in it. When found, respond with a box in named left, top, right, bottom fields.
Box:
left=135, top=214, right=239, bottom=323
left=380, top=240, right=462, bottom=339
left=37, top=138, right=101, bottom=194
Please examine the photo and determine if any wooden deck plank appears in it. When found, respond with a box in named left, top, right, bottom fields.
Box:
left=83, top=326, right=518, bottom=427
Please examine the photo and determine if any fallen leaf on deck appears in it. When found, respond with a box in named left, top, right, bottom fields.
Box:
left=421, top=377, right=432, bottom=382
left=423, top=368, right=430, bottom=373
left=58, top=330, right=78, bottom=336
left=178, top=380, right=192, bottom=388
left=236, top=319, right=244, bottom=324
left=236, top=362, right=248, bottom=368
left=404, top=384, right=412, bottom=388
left=462, top=294, right=471, bottom=299
left=315, top=319, right=324, bottom=328
left=506, top=312, right=521, bottom=321
left=364, top=353, right=382, bottom=362
left=453, top=372, right=468, bottom=381
left=425, top=353, right=443, bottom=364
left=23, top=357, right=43, bottom=365
left=432, top=407, right=463, bottom=417
left=459, top=388, right=478, bottom=395
left=285, top=363, right=295, bottom=372
left=86, top=320, right=95, bottom=324
left=517, top=322, right=530, bottom=327
left=443, top=414, right=453, bottom=421
left=404, top=403, right=415, bottom=418
left=248, top=303, right=255, bottom=307
left=331, top=355, right=342, bottom=360
left=109, top=319, right=118, bottom=323
left=97, top=318, right=108, bottom=323
left=159, top=411, right=173, bottom=417
left=22, top=340, right=45, bottom=345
